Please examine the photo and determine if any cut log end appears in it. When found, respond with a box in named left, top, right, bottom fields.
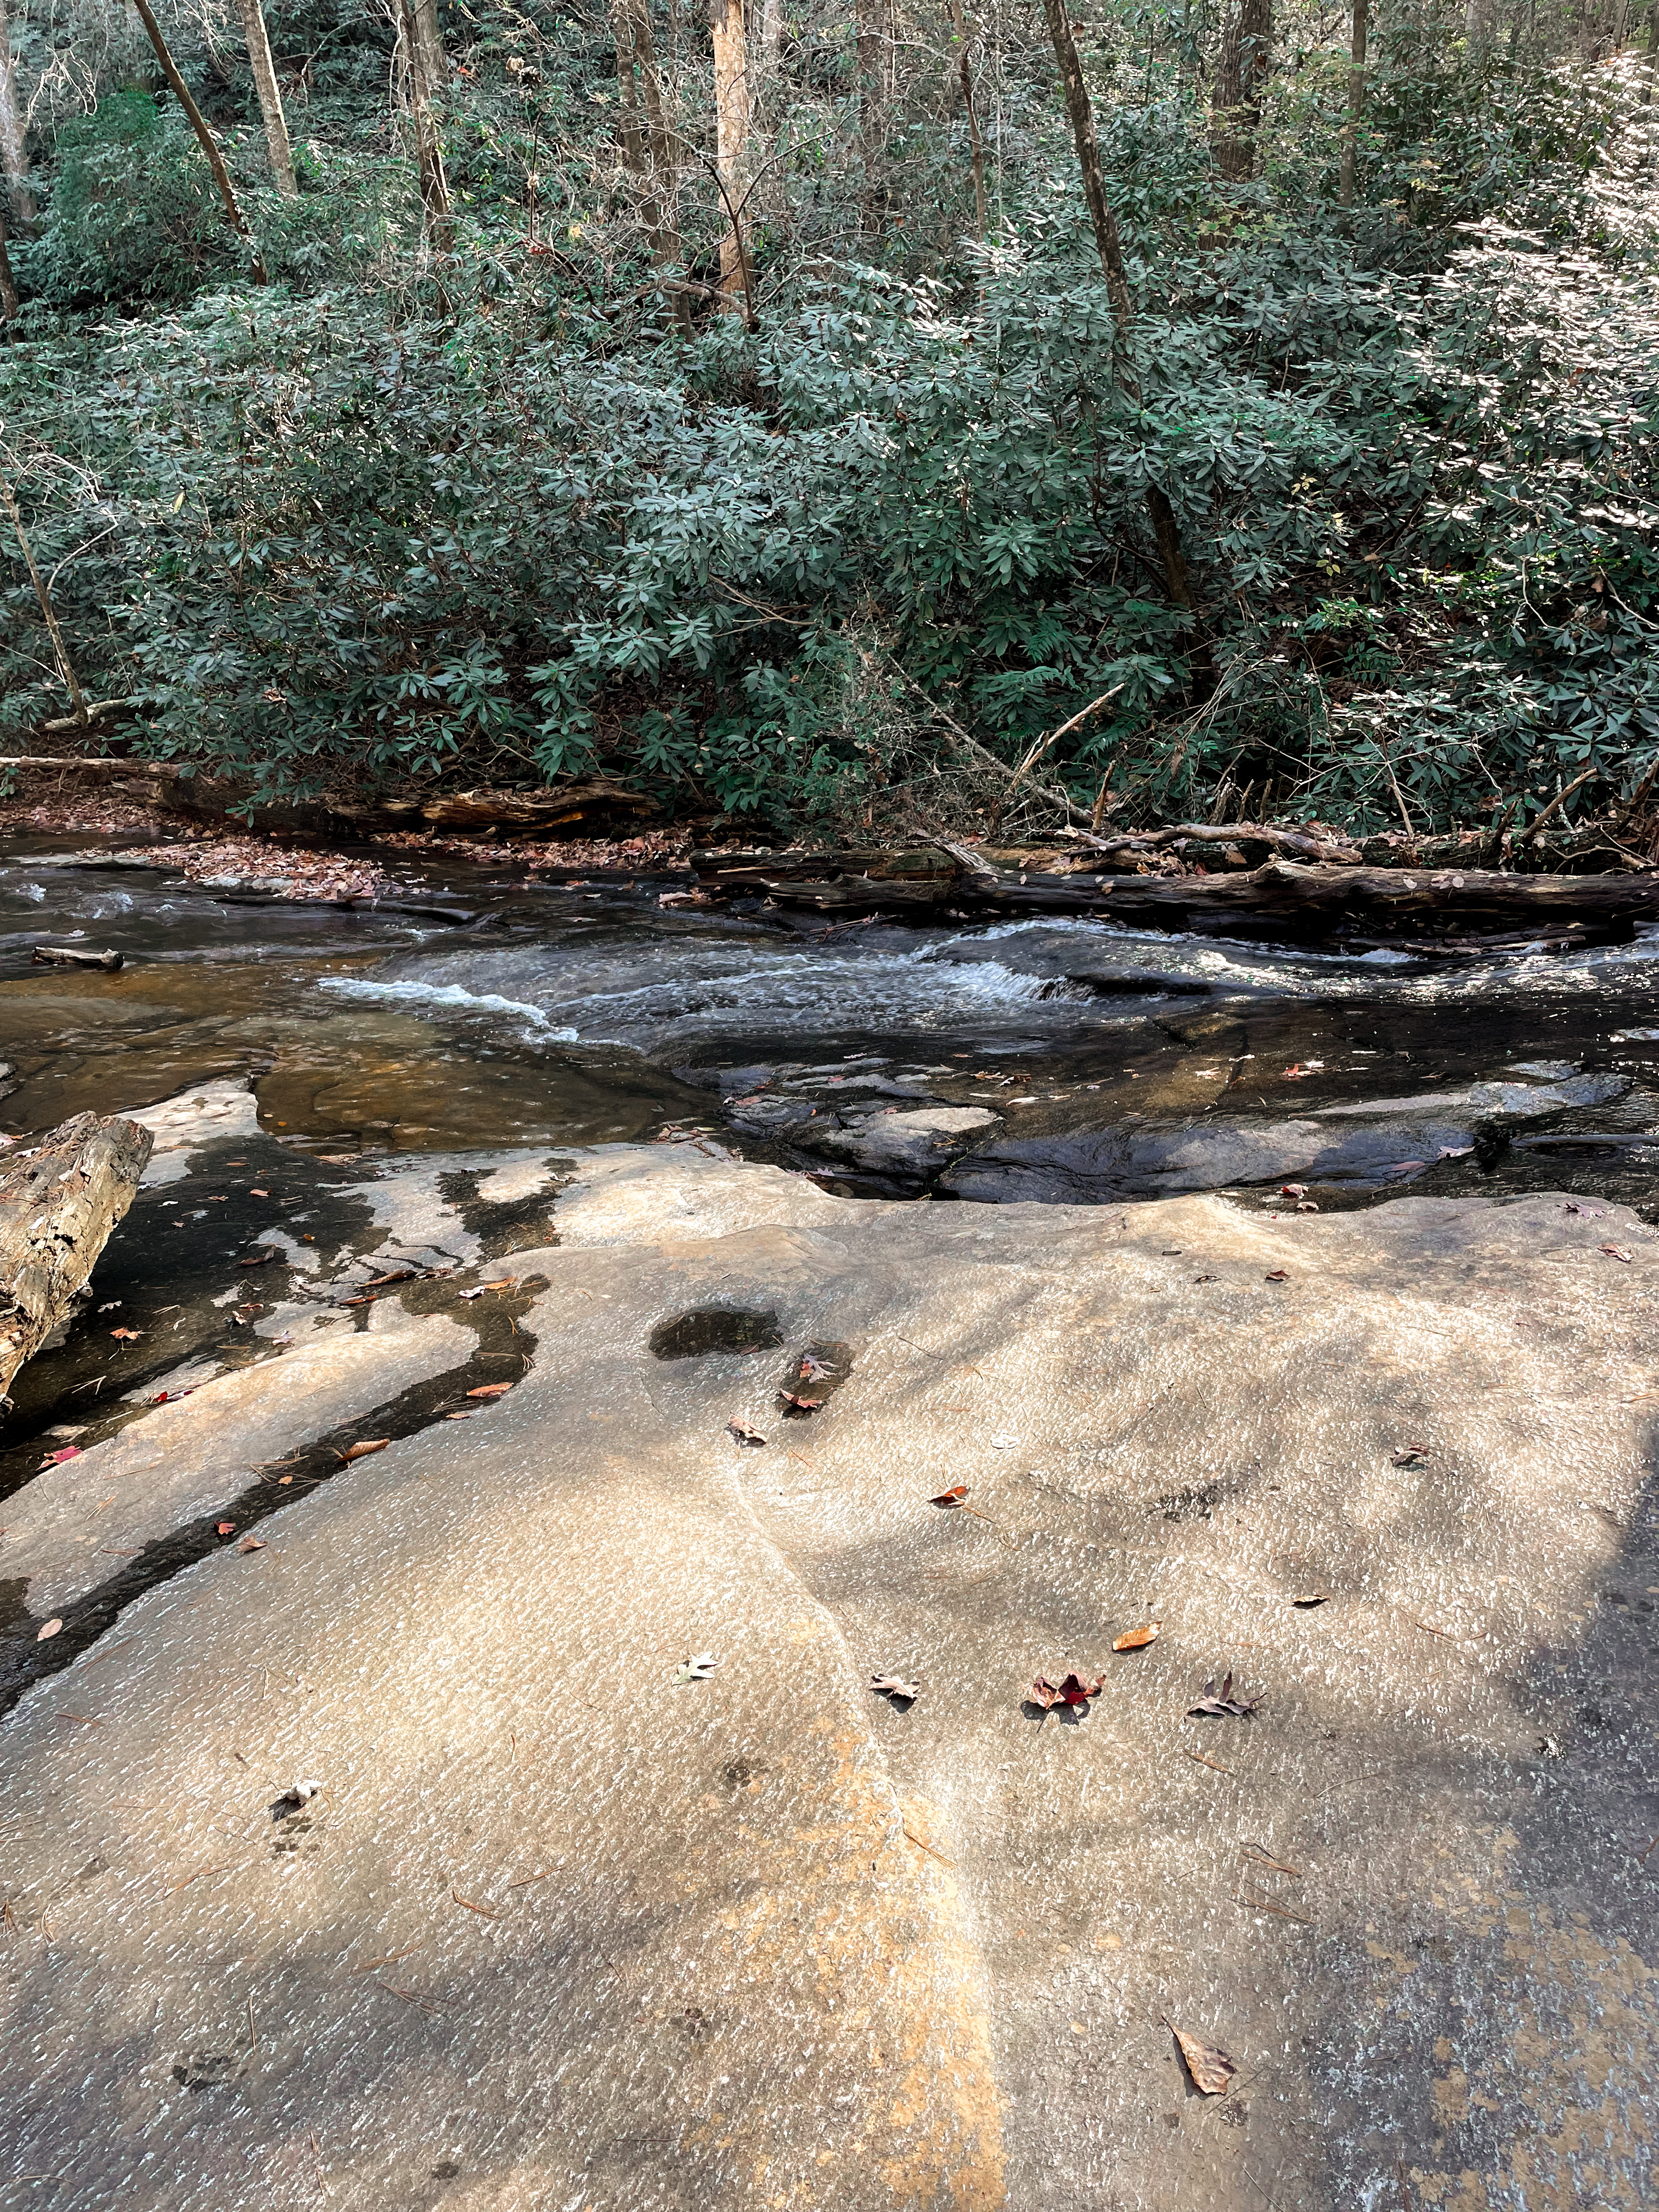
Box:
left=1, top=1112, right=154, bottom=1408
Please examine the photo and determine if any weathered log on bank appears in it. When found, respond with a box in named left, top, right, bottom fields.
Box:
left=0, top=1113, right=153, bottom=1407
left=693, top=845, right=1659, bottom=943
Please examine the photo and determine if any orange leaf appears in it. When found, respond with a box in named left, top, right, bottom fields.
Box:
left=1113, top=1621, right=1161, bottom=1651
left=337, top=1439, right=389, bottom=1463
left=216, top=1521, right=235, bottom=1537
left=466, top=1383, right=512, bottom=1399
left=930, top=1484, right=969, bottom=1506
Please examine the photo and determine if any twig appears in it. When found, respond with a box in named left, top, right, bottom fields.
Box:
left=247, top=1992, right=257, bottom=2051
left=376, top=1980, right=450, bottom=2015
left=349, top=1943, right=424, bottom=1975
left=902, top=1825, right=956, bottom=1866
left=1235, top=1887, right=1314, bottom=1925
left=1184, top=1748, right=1233, bottom=1775
left=1240, top=1845, right=1302, bottom=1877
left=450, top=1888, right=498, bottom=1919
left=505, top=1869, right=551, bottom=1888
left=1525, top=763, right=1599, bottom=846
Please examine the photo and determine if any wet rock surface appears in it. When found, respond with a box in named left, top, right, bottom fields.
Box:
left=0, top=1145, right=1655, bottom=2209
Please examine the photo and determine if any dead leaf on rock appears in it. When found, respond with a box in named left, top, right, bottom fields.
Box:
left=1029, top=1671, right=1104, bottom=1711
left=1601, top=1244, right=1633, bottom=1263
left=1391, top=1443, right=1429, bottom=1467
left=673, top=1652, right=720, bottom=1685
left=239, top=1538, right=266, bottom=1554
left=1291, top=1592, right=1331, bottom=1608
left=238, top=1250, right=276, bottom=1268
left=727, top=1420, right=767, bottom=1447
left=466, top=1383, right=513, bottom=1399
left=336, top=1439, right=389, bottom=1463
left=930, top=1484, right=969, bottom=1506
left=1264, top=1269, right=1290, bottom=1283
left=39, top=1446, right=81, bottom=1468
left=870, top=1674, right=920, bottom=1703
left=794, top=1352, right=839, bottom=1383
left=778, top=1392, right=823, bottom=1413
left=216, top=1521, right=236, bottom=1538
left=1278, top=1183, right=1307, bottom=1197
left=1165, top=2019, right=1238, bottom=2096
left=1113, top=1622, right=1161, bottom=1651
left=108, top=1327, right=144, bottom=1341
left=36, top=1618, right=63, bottom=1641
left=1187, top=1671, right=1262, bottom=1719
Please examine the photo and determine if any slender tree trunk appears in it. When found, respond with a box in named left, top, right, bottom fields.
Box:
left=856, top=0, right=885, bottom=235
left=1039, top=0, right=1201, bottom=630
left=625, top=0, right=690, bottom=324
left=0, top=468, right=89, bottom=726
left=1212, top=0, right=1272, bottom=180
left=1339, top=0, right=1368, bottom=208
left=0, top=197, right=18, bottom=319
left=0, top=0, right=34, bottom=230
left=760, top=0, right=783, bottom=66
left=130, top=0, right=268, bottom=280
left=236, top=0, right=297, bottom=196
left=399, top=0, right=452, bottom=252
left=709, top=0, right=752, bottom=313
left=947, top=0, right=987, bottom=239
left=413, top=0, right=447, bottom=93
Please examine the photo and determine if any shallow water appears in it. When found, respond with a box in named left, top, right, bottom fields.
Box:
left=4, top=835, right=1658, bottom=1214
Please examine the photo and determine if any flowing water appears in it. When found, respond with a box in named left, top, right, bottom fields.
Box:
left=5, top=833, right=1659, bottom=1212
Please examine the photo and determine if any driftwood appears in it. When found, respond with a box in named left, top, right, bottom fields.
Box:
left=691, top=844, right=1659, bottom=944
left=32, top=945, right=124, bottom=972
left=1, top=1112, right=154, bottom=1407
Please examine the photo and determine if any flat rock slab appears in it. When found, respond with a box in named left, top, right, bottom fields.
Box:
left=1, top=1160, right=1655, bottom=2210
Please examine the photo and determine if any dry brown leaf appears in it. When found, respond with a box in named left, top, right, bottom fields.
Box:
left=1390, top=1443, right=1429, bottom=1466
left=238, top=1538, right=266, bottom=1554
left=466, top=1383, right=513, bottom=1399
left=1601, top=1244, right=1633, bottom=1263
left=870, top=1674, right=920, bottom=1702
left=930, top=1483, right=969, bottom=1506
left=109, top=1327, right=144, bottom=1341
left=1187, top=1670, right=1262, bottom=1718
left=1166, top=2019, right=1237, bottom=2096
left=727, top=1420, right=766, bottom=1446
left=1113, top=1622, right=1161, bottom=1651
left=1264, top=1269, right=1290, bottom=1283
left=249, top=1188, right=270, bottom=1197
left=1291, top=1590, right=1331, bottom=1607
left=337, top=1439, right=389, bottom=1463
left=36, top=1618, right=63, bottom=1642
left=778, top=1392, right=824, bottom=1412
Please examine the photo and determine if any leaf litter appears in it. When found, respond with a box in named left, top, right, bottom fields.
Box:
left=727, top=1420, right=767, bottom=1447
left=1112, top=1622, right=1161, bottom=1651
left=870, top=1674, right=920, bottom=1705
left=1029, top=1671, right=1104, bottom=1711
left=673, top=1653, right=720, bottom=1686
left=1187, top=1672, right=1262, bottom=1719
left=1164, top=2019, right=1238, bottom=2096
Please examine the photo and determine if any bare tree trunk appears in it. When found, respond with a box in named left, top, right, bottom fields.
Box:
left=399, top=0, right=452, bottom=252
left=1039, top=0, right=1202, bottom=634
left=413, top=0, right=447, bottom=93
left=236, top=0, right=297, bottom=196
left=856, top=0, right=885, bottom=235
left=760, top=0, right=782, bottom=66
left=0, top=0, right=34, bottom=229
left=1339, top=0, right=1368, bottom=207
left=709, top=0, right=752, bottom=313
left=1, top=1114, right=153, bottom=1409
left=1212, top=0, right=1272, bottom=180
left=947, top=0, right=987, bottom=240
left=0, top=196, right=18, bottom=320
left=624, top=0, right=690, bottom=324
left=130, top=0, right=268, bottom=280
left=0, top=467, right=89, bottom=725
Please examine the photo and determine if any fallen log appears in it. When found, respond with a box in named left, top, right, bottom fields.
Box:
left=32, top=945, right=125, bottom=972
left=699, top=847, right=1659, bottom=943
left=1, top=1112, right=154, bottom=1408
